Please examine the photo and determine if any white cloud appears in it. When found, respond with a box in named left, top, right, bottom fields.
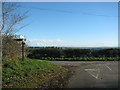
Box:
left=28, top=39, right=65, bottom=47
left=27, top=38, right=118, bottom=47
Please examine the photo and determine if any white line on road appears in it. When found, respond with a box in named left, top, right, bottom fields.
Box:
left=105, top=64, right=112, bottom=71
left=84, top=69, right=100, bottom=79
left=84, top=69, right=96, bottom=71
left=96, top=69, right=100, bottom=79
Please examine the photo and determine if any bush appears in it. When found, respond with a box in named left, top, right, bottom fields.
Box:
left=2, top=36, right=21, bottom=60
left=2, top=36, right=28, bottom=60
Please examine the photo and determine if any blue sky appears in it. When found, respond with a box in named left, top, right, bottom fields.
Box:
left=17, top=2, right=118, bottom=47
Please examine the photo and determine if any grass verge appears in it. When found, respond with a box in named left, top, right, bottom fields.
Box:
left=2, top=59, right=68, bottom=88
left=40, top=57, right=120, bottom=61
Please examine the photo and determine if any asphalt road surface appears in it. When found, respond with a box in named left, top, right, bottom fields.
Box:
left=53, top=61, right=119, bottom=88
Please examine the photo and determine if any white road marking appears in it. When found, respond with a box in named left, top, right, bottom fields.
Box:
left=85, top=69, right=95, bottom=71
left=105, top=64, right=112, bottom=71
left=96, top=69, right=100, bottom=79
left=85, top=69, right=100, bottom=79
left=97, top=63, right=112, bottom=71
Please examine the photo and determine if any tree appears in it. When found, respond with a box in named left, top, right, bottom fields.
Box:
left=0, top=3, right=2, bottom=61
left=1, top=2, right=28, bottom=35
left=0, top=2, right=28, bottom=60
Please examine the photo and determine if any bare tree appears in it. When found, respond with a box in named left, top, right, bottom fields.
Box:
left=1, top=2, right=28, bottom=36
left=0, top=2, right=2, bottom=90
left=0, top=2, right=28, bottom=60
left=0, top=3, right=2, bottom=58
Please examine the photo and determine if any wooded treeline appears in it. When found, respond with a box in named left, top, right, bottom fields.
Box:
left=27, top=47, right=119, bottom=59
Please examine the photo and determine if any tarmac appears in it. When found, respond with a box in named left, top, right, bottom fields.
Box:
left=53, top=61, right=119, bottom=88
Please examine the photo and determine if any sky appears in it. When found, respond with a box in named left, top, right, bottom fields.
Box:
left=16, top=2, right=118, bottom=47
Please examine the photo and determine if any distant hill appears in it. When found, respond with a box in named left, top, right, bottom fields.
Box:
left=29, top=46, right=119, bottom=49
left=60, top=46, right=119, bottom=50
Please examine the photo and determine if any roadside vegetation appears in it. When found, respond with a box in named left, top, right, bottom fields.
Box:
left=2, top=38, right=68, bottom=88
left=27, top=47, right=119, bottom=61
left=39, top=57, right=119, bottom=61
left=2, top=58, right=67, bottom=88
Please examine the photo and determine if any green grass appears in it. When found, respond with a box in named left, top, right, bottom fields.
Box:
left=2, top=59, right=67, bottom=88
left=40, top=57, right=120, bottom=61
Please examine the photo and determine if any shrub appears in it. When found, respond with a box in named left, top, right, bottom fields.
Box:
left=2, top=36, right=21, bottom=60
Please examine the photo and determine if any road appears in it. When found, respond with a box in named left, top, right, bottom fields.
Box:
left=53, top=61, right=119, bottom=88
